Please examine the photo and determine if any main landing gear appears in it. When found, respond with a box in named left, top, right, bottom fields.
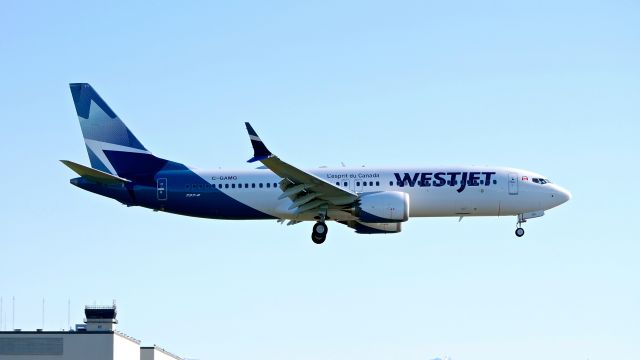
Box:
left=515, top=214, right=525, bottom=237
left=312, top=221, right=328, bottom=244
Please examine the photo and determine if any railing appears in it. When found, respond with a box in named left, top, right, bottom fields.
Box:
left=85, top=305, right=116, bottom=310
left=115, top=330, right=141, bottom=344
left=152, top=344, right=183, bottom=360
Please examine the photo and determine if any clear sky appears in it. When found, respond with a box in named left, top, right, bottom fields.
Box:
left=1, top=1, right=639, bottom=359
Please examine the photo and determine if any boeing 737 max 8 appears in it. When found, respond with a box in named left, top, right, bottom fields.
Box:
left=62, top=84, right=571, bottom=244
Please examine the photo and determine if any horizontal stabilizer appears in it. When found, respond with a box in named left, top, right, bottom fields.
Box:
left=60, top=160, right=131, bottom=184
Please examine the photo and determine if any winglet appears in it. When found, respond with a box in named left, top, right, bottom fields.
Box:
left=245, top=122, right=273, bottom=163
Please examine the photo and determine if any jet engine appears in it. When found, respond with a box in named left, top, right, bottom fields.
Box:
left=341, top=220, right=403, bottom=234
left=354, top=191, right=410, bottom=223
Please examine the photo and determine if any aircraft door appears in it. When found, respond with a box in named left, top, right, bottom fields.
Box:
left=157, top=178, right=168, bottom=200
left=508, top=173, right=518, bottom=195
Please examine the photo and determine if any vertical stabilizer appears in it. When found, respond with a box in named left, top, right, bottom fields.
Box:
left=69, top=83, right=151, bottom=175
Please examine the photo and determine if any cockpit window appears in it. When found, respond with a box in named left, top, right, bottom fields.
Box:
left=533, top=178, right=552, bottom=184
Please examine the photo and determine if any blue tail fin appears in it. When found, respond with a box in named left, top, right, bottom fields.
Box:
left=70, top=83, right=155, bottom=176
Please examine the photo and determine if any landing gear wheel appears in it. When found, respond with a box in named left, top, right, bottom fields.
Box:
left=311, top=222, right=328, bottom=244
left=515, top=227, right=525, bottom=237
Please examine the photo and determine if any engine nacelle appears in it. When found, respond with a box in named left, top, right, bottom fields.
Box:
left=348, top=221, right=402, bottom=234
left=354, top=191, right=410, bottom=223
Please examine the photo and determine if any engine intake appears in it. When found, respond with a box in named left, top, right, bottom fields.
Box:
left=355, top=191, right=410, bottom=223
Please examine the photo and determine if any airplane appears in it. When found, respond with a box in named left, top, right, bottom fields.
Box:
left=62, top=83, right=571, bottom=244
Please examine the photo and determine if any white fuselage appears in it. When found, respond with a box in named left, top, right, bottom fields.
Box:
left=183, top=165, right=571, bottom=221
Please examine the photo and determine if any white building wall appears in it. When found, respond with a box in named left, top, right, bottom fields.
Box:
left=0, top=332, right=114, bottom=360
left=113, top=333, right=140, bottom=360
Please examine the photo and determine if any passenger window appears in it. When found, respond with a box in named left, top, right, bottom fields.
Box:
left=274, top=183, right=278, bottom=188
left=362, top=182, right=366, bottom=187
left=356, top=182, right=360, bottom=186
left=336, top=182, right=340, bottom=186
left=493, top=180, right=497, bottom=184
left=267, top=183, right=271, bottom=188
left=343, top=182, right=348, bottom=186
left=232, top=184, right=235, bottom=188
left=376, top=181, right=380, bottom=186
left=225, top=184, right=229, bottom=188
left=480, top=180, right=484, bottom=185
left=533, top=178, right=539, bottom=183
left=259, top=183, right=263, bottom=188
left=389, top=181, right=393, bottom=186
left=369, top=182, right=373, bottom=186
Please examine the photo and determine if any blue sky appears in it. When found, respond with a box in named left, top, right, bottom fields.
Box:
left=1, top=1, right=639, bottom=359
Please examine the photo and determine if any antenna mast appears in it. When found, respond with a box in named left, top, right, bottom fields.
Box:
left=42, top=298, right=45, bottom=330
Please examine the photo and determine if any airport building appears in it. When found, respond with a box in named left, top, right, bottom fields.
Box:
left=0, top=305, right=184, bottom=360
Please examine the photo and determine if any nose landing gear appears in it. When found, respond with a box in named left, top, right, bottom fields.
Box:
left=515, top=214, right=526, bottom=237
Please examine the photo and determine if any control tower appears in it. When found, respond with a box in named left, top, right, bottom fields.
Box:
left=84, top=305, right=118, bottom=332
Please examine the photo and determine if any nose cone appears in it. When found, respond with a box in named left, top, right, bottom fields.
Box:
left=553, top=185, right=572, bottom=206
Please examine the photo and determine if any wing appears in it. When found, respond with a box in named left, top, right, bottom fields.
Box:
left=245, top=123, right=358, bottom=215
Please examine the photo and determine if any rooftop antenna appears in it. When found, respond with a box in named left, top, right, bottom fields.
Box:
left=67, top=299, right=71, bottom=330
left=42, top=298, right=45, bottom=330
left=12, top=296, right=15, bottom=330
left=1, top=296, right=3, bottom=331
